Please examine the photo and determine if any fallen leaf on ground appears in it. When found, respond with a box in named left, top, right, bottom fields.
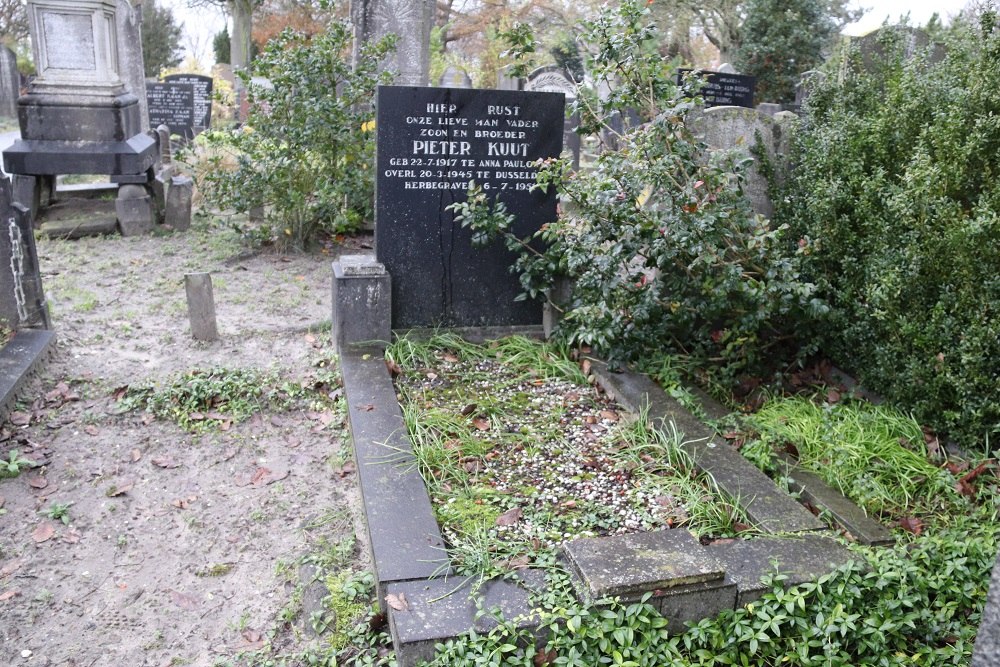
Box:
left=27, top=476, right=47, bottom=490
left=9, top=412, right=30, bottom=426
left=508, top=555, right=531, bottom=570
left=151, top=456, right=180, bottom=469
left=600, top=410, right=619, bottom=422
left=171, top=498, right=190, bottom=509
left=62, top=528, right=81, bottom=544
left=234, top=466, right=290, bottom=488
left=580, top=359, right=592, bottom=376
left=130, top=449, right=142, bottom=462
left=472, top=417, right=491, bottom=431
left=111, top=385, right=129, bottom=401
left=0, top=559, right=24, bottom=578
left=460, top=403, right=477, bottom=416
left=336, top=461, right=356, bottom=478
left=898, top=516, right=924, bottom=536
left=269, top=415, right=285, bottom=427
left=169, top=590, right=200, bottom=610
left=358, top=404, right=375, bottom=412
left=0, top=590, right=19, bottom=602
left=32, top=522, right=55, bottom=543
left=385, top=592, right=408, bottom=612
left=106, top=480, right=134, bottom=497
left=84, top=425, right=99, bottom=436
left=826, top=388, right=841, bottom=404
left=534, top=648, right=557, bottom=667
left=385, top=359, right=403, bottom=378
left=442, top=352, right=460, bottom=363
left=495, top=507, right=523, bottom=527
left=141, top=412, right=155, bottom=425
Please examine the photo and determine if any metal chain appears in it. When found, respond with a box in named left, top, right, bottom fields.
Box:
left=8, top=216, right=28, bottom=323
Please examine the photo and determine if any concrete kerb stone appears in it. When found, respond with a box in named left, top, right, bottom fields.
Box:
left=708, top=534, right=859, bottom=607
left=0, top=330, right=56, bottom=425
left=589, top=360, right=825, bottom=534
left=332, top=256, right=391, bottom=349
left=339, top=345, right=449, bottom=602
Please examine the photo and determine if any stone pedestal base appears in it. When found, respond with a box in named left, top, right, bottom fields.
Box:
left=332, top=255, right=391, bottom=350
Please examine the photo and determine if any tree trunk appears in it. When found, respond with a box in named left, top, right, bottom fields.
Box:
left=231, top=0, right=253, bottom=77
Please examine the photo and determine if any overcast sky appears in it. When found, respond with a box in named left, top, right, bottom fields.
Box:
left=158, top=0, right=969, bottom=68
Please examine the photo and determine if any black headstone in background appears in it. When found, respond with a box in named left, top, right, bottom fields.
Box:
left=678, top=70, right=756, bottom=108
left=376, top=85, right=565, bottom=329
left=147, top=82, right=195, bottom=137
left=163, top=73, right=213, bottom=135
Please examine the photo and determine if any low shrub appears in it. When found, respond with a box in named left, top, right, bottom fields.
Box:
left=780, top=12, right=1000, bottom=451
left=196, top=19, right=395, bottom=249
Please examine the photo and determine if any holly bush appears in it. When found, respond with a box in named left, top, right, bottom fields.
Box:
left=197, top=19, right=395, bottom=249
left=458, top=0, right=825, bottom=381
left=780, top=13, right=1000, bottom=451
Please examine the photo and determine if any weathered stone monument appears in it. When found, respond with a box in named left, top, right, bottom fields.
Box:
left=116, top=0, right=148, bottom=132
left=692, top=107, right=797, bottom=219
left=525, top=65, right=581, bottom=170
left=439, top=66, right=472, bottom=89
left=351, top=0, right=432, bottom=85
left=373, top=85, right=564, bottom=328
left=2, top=0, right=158, bottom=234
left=0, top=46, right=18, bottom=119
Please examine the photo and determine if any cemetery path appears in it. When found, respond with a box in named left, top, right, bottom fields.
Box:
left=0, top=224, right=373, bottom=666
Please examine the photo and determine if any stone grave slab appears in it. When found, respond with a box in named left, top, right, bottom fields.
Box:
left=563, top=529, right=725, bottom=599
left=0, top=329, right=56, bottom=423
left=777, top=456, right=895, bottom=546
left=387, top=572, right=542, bottom=666
left=972, top=550, right=1000, bottom=666
left=709, top=535, right=860, bottom=606
left=339, top=346, right=449, bottom=596
left=375, top=85, right=564, bottom=329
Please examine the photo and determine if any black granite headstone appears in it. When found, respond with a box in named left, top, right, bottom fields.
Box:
left=376, top=85, right=564, bottom=329
left=678, top=69, right=756, bottom=108
left=163, top=73, right=213, bottom=136
left=146, top=82, right=196, bottom=137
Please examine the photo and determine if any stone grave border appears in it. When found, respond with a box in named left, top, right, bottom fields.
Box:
left=0, top=329, right=56, bottom=425
left=334, top=264, right=892, bottom=665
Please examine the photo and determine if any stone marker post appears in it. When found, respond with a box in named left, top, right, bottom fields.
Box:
left=0, top=178, right=50, bottom=330
left=185, top=273, right=219, bottom=341
left=0, top=46, right=18, bottom=119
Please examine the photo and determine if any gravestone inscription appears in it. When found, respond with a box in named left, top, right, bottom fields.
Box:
left=678, top=69, right=756, bottom=108
left=376, top=85, right=564, bottom=328
left=164, top=73, right=213, bottom=136
left=147, top=82, right=195, bottom=136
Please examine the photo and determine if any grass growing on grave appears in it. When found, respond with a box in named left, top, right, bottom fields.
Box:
left=388, top=333, right=755, bottom=582
left=734, top=395, right=995, bottom=532
left=120, top=359, right=341, bottom=431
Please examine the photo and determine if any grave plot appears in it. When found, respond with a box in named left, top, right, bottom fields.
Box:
left=388, top=335, right=753, bottom=575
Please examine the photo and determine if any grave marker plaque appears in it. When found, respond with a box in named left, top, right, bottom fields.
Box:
left=678, top=69, right=756, bottom=108
left=146, top=82, right=195, bottom=137
left=376, top=85, right=564, bottom=328
left=164, top=73, right=213, bottom=136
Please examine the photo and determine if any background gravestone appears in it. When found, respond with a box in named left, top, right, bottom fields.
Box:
left=164, top=73, right=214, bottom=136
left=525, top=66, right=581, bottom=170
left=679, top=69, right=756, bottom=108
left=439, top=66, right=472, bottom=89
left=692, top=107, right=797, bottom=219
left=375, top=85, right=564, bottom=328
left=116, top=0, right=149, bottom=133
left=352, top=0, right=432, bottom=85
left=0, top=46, right=18, bottom=119
left=147, top=82, right=196, bottom=138
left=0, top=178, right=48, bottom=330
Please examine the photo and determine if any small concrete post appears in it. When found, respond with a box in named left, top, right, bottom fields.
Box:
left=166, top=175, right=194, bottom=231
left=332, top=255, right=391, bottom=350
left=185, top=272, right=219, bottom=341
